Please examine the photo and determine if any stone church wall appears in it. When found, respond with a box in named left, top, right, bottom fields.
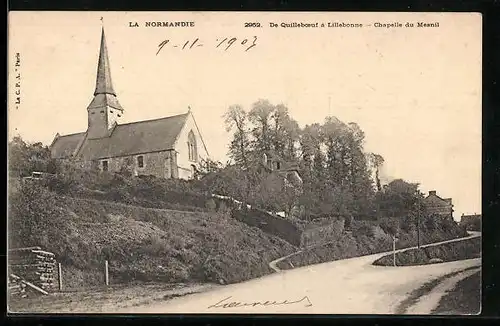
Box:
left=77, top=149, right=180, bottom=179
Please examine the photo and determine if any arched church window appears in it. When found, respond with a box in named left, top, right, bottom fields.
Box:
left=187, top=130, right=198, bottom=162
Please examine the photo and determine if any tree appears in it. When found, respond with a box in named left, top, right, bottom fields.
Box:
left=311, top=117, right=374, bottom=218
left=369, top=153, right=385, bottom=192
left=255, top=172, right=301, bottom=217
left=9, top=182, right=68, bottom=249
left=8, top=136, right=59, bottom=177
left=248, top=99, right=275, bottom=154
left=220, top=98, right=433, bottom=225
left=197, top=158, right=224, bottom=177
left=375, top=179, right=423, bottom=219
left=270, top=104, right=300, bottom=161
left=270, top=104, right=288, bottom=157
left=224, top=105, right=251, bottom=167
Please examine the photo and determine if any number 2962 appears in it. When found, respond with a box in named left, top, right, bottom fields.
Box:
left=244, top=22, right=261, bottom=27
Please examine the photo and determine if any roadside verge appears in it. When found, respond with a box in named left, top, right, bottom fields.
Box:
left=396, top=266, right=481, bottom=315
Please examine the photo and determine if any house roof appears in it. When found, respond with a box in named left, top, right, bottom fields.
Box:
left=461, top=214, right=481, bottom=219
left=262, top=150, right=300, bottom=172
left=51, top=113, right=189, bottom=160
left=425, top=191, right=452, bottom=204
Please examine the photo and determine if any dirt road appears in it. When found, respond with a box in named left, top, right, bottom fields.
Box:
left=116, top=233, right=480, bottom=314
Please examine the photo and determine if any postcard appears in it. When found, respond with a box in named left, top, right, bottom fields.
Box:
left=7, top=11, right=481, bottom=314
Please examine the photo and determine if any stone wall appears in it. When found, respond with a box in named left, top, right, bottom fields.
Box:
left=8, top=247, right=57, bottom=297
left=212, top=196, right=302, bottom=246
left=232, top=207, right=302, bottom=246
left=301, top=218, right=346, bottom=247
left=77, top=150, right=180, bottom=179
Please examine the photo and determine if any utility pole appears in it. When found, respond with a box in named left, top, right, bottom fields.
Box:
left=416, top=195, right=421, bottom=249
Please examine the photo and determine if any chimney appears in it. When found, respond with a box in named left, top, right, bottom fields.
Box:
left=429, top=190, right=437, bottom=196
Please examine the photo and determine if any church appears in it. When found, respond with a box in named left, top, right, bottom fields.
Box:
left=50, top=28, right=209, bottom=180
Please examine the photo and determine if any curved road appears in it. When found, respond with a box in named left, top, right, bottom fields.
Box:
left=118, top=232, right=480, bottom=314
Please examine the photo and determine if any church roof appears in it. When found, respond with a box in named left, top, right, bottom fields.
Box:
left=50, top=132, right=86, bottom=159
left=51, top=113, right=189, bottom=160
left=94, top=28, right=116, bottom=96
left=50, top=28, right=206, bottom=162
left=88, top=93, right=123, bottom=111
left=88, top=28, right=123, bottom=111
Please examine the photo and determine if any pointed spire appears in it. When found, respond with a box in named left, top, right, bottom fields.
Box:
left=94, top=27, right=116, bottom=96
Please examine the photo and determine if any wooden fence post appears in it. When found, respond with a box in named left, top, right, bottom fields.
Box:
left=104, top=260, right=109, bottom=286
left=58, top=263, right=63, bottom=291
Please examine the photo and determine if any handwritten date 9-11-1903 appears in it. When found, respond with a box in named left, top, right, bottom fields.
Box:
left=156, top=36, right=258, bottom=55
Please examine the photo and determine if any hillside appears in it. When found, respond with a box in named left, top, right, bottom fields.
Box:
left=8, top=183, right=296, bottom=288
left=276, top=217, right=467, bottom=270
left=9, top=168, right=468, bottom=290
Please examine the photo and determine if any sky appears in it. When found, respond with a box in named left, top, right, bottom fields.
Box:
left=8, top=12, right=482, bottom=219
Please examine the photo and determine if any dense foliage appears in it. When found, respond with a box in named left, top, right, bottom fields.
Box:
left=200, top=99, right=428, bottom=221
left=7, top=111, right=466, bottom=287
left=8, top=136, right=58, bottom=177
left=8, top=100, right=437, bottom=223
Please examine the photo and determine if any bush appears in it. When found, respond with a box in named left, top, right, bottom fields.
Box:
left=41, top=163, right=213, bottom=212
left=353, top=221, right=375, bottom=237
left=205, top=198, right=217, bottom=211
left=467, top=218, right=481, bottom=231
left=424, top=216, right=437, bottom=231
left=378, top=218, right=399, bottom=236
left=400, top=217, right=415, bottom=233
left=8, top=182, right=69, bottom=249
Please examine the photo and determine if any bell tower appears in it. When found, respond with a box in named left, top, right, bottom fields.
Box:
left=87, top=27, right=124, bottom=139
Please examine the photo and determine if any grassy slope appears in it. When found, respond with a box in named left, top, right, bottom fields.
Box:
left=9, top=174, right=469, bottom=289
left=277, top=220, right=468, bottom=270
left=394, top=266, right=480, bottom=315
left=16, top=194, right=296, bottom=288
left=432, top=270, right=481, bottom=315
left=373, top=236, right=480, bottom=266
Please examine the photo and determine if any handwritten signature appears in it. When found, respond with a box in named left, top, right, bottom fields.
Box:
left=207, top=295, right=313, bottom=309
left=156, top=36, right=258, bottom=55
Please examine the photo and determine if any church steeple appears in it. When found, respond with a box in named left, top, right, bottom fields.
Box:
left=87, top=26, right=124, bottom=139
left=94, top=27, right=116, bottom=96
